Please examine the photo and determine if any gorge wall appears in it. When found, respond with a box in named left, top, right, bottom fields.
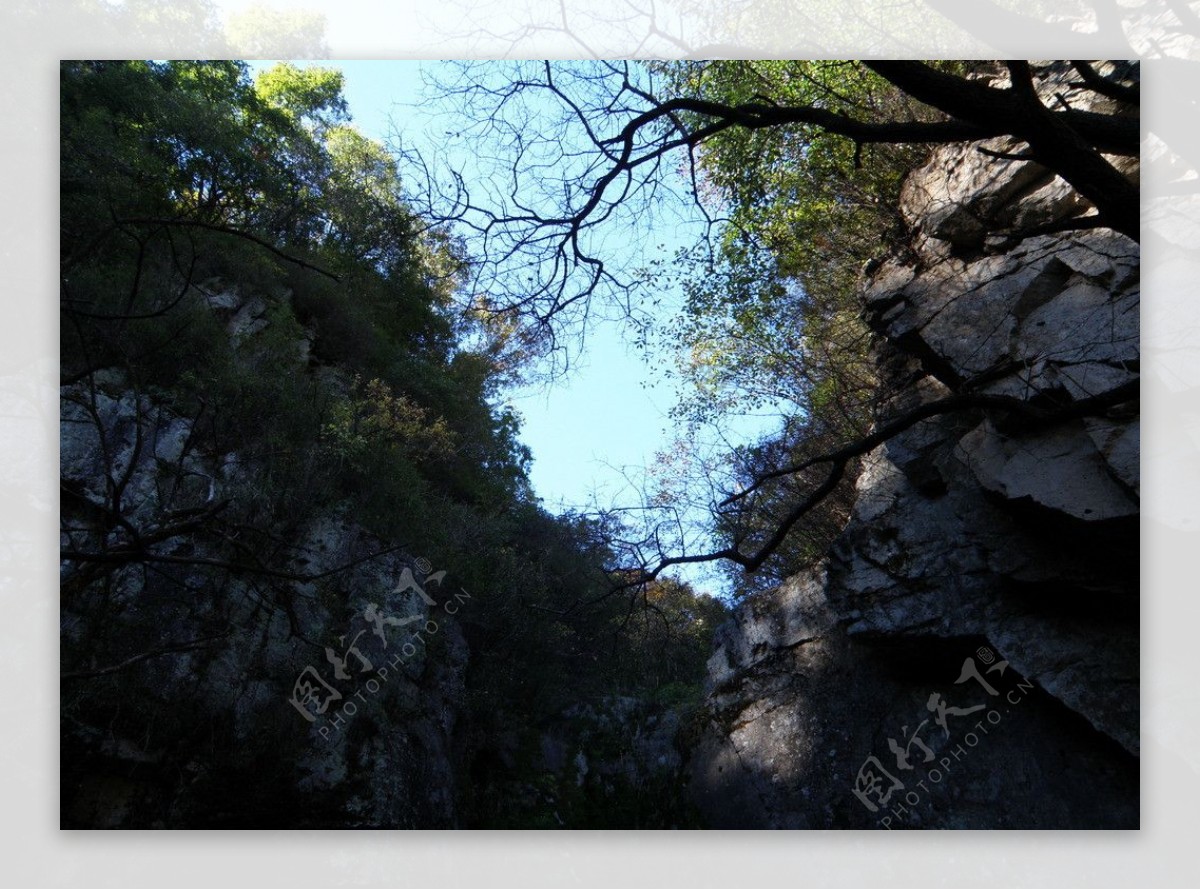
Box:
left=682, top=72, right=1140, bottom=829
left=60, top=309, right=471, bottom=828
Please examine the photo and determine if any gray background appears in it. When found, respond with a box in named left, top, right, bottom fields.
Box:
left=9, top=0, right=1196, bottom=885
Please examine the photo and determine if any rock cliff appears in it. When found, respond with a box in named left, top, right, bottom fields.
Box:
left=60, top=297, right=471, bottom=828
left=58, top=289, right=689, bottom=828
left=683, top=69, right=1140, bottom=829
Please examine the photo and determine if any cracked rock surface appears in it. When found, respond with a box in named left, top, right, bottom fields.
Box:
left=683, top=69, right=1139, bottom=828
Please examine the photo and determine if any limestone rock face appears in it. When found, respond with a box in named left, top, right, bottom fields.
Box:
left=61, top=387, right=469, bottom=828
left=685, top=68, right=1139, bottom=828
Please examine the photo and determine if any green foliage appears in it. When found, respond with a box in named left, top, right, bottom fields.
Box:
left=62, top=60, right=727, bottom=829
left=321, top=375, right=457, bottom=471
left=253, top=62, right=347, bottom=127
left=649, top=61, right=936, bottom=592
left=659, top=61, right=923, bottom=426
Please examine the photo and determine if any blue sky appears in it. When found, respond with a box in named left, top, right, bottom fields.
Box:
left=248, top=60, right=781, bottom=591
left=250, top=60, right=687, bottom=505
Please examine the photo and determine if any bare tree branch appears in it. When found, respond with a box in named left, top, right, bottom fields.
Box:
left=62, top=634, right=230, bottom=682
left=114, top=217, right=342, bottom=282
left=866, top=61, right=1138, bottom=241
left=1070, top=60, right=1139, bottom=105
left=610, top=378, right=1139, bottom=592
